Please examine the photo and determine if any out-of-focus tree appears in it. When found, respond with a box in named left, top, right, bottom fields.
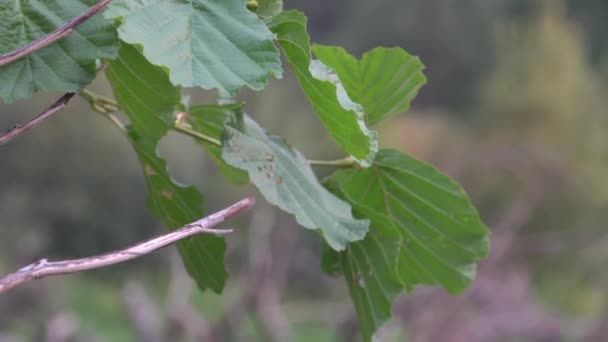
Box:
left=481, top=1, right=608, bottom=203
left=477, top=0, right=608, bottom=319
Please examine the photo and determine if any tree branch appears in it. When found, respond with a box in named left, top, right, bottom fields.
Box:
left=0, top=92, right=77, bottom=146
left=0, top=65, right=109, bottom=146
left=0, top=197, right=255, bottom=294
left=0, top=0, right=113, bottom=67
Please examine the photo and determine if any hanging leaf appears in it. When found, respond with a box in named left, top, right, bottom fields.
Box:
left=106, top=42, right=180, bottom=139
left=106, top=0, right=282, bottom=97
left=221, top=112, right=369, bottom=251
left=0, top=0, right=118, bottom=103
left=325, top=149, right=489, bottom=340
left=128, top=131, right=228, bottom=293
left=267, top=11, right=377, bottom=166
left=106, top=41, right=227, bottom=292
left=313, top=45, right=427, bottom=126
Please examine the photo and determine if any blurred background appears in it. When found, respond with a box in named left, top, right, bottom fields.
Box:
left=1, top=0, right=608, bottom=341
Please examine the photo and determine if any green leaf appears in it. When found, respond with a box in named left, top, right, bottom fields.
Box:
left=323, top=233, right=404, bottom=342
left=184, top=104, right=249, bottom=185
left=128, top=130, right=228, bottom=293
left=312, top=46, right=427, bottom=126
left=0, top=0, right=118, bottom=103
left=106, top=42, right=181, bottom=139
left=325, top=149, right=489, bottom=340
left=106, top=0, right=282, bottom=97
left=221, top=112, right=369, bottom=251
left=256, top=0, right=283, bottom=17
left=267, top=11, right=377, bottom=166
left=106, top=42, right=226, bottom=293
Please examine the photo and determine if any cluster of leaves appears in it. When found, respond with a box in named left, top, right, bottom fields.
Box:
left=0, top=0, right=489, bottom=339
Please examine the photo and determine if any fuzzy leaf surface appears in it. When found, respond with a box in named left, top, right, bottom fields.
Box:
left=222, top=113, right=369, bottom=250
left=107, top=0, right=282, bottom=97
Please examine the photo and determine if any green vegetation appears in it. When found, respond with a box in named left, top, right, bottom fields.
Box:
left=1, top=0, right=607, bottom=340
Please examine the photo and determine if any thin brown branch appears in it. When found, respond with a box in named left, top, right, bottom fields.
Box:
left=0, top=64, right=108, bottom=146
left=0, top=197, right=255, bottom=294
left=0, top=0, right=113, bottom=67
left=0, top=92, right=76, bottom=146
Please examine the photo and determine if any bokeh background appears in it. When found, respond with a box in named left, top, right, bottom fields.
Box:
left=1, top=0, right=608, bottom=341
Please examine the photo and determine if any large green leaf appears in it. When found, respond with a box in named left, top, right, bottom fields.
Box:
left=184, top=103, right=249, bottom=185
left=313, top=46, right=427, bottom=126
left=106, top=0, right=282, bottom=98
left=221, top=112, right=369, bottom=251
left=325, top=149, right=489, bottom=340
left=106, top=42, right=226, bottom=292
left=106, top=42, right=180, bottom=139
left=0, top=0, right=118, bottom=103
left=266, top=11, right=377, bottom=166
left=129, top=131, right=228, bottom=293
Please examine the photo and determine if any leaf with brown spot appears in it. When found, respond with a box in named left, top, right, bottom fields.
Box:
left=128, top=129, right=228, bottom=293
left=222, top=112, right=369, bottom=251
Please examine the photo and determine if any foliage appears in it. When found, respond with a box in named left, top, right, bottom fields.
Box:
left=0, top=0, right=489, bottom=339
left=0, top=0, right=118, bottom=102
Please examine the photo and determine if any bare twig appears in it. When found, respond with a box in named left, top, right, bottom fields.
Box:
left=0, top=0, right=113, bottom=67
left=0, top=92, right=76, bottom=146
left=0, top=197, right=255, bottom=294
left=0, top=65, right=109, bottom=146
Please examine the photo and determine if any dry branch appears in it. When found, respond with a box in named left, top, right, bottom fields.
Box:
left=0, top=0, right=113, bottom=67
left=0, top=197, right=255, bottom=294
left=0, top=92, right=76, bottom=146
left=0, top=0, right=114, bottom=146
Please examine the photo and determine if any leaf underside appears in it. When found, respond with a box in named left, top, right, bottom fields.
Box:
left=222, top=112, right=370, bottom=251
left=106, top=0, right=282, bottom=97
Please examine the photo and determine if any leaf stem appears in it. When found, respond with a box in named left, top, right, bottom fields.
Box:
left=80, top=89, right=127, bottom=133
left=105, top=113, right=128, bottom=133
left=81, top=89, right=222, bottom=145
left=308, top=157, right=357, bottom=168
left=80, top=89, right=354, bottom=169
left=80, top=89, right=120, bottom=113
left=173, top=123, right=222, bottom=147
